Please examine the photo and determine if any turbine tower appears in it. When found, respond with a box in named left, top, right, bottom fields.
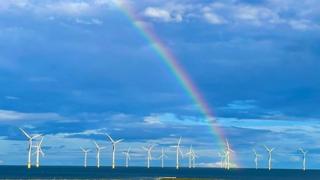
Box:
left=225, top=139, right=234, bottom=170
left=94, top=141, right=105, bottom=168
left=19, top=128, right=41, bottom=169
left=172, top=137, right=183, bottom=170
left=143, top=145, right=154, bottom=168
left=185, top=145, right=194, bottom=168
left=253, top=149, right=261, bottom=169
left=218, top=152, right=226, bottom=168
left=33, top=136, right=45, bottom=168
left=158, top=148, right=168, bottom=168
left=106, top=133, right=123, bottom=169
left=80, top=147, right=90, bottom=168
left=191, top=149, right=198, bottom=168
left=123, top=147, right=131, bottom=168
left=264, top=145, right=275, bottom=170
left=299, top=148, right=308, bottom=171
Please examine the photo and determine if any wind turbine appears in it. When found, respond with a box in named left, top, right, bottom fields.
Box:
left=19, top=128, right=41, bottom=169
left=253, top=149, right=261, bottom=169
left=143, top=145, right=154, bottom=168
left=299, top=148, right=308, bottom=171
left=218, top=152, right=226, bottom=168
left=223, top=150, right=228, bottom=169
left=106, top=133, right=123, bottom=169
left=191, top=149, right=198, bottom=168
left=33, top=136, right=45, bottom=168
left=172, top=137, right=183, bottom=170
left=94, top=141, right=106, bottom=168
left=158, top=148, right=168, bottom=168
left=185, top=145, right=194, bottom=168
left=123, top=147, right=131, bottom=168
left=264, top=145, right=275, bottom=170
left=80, top=147, right=90, bottom=168
left=225, top=139, right=234, bottom=170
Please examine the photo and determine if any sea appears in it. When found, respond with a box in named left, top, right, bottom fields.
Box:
left=0, top=166, right=319, bottom=180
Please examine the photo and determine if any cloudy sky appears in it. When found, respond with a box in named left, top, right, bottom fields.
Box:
left=0, top=0, right=320, bottom=169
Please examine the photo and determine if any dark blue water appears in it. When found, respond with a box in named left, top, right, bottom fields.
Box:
left=0, top=166, right=319, bottom=179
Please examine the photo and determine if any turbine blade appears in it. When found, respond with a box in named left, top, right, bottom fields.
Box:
left=150, top=144, right=155, bottom=150
left=19, top=128, right=31, bottom=139
left=115, top=139, right=123, bottom=144
left=106, top=133, right=114, bottom=143
left=39, top=136, right=44, bottom=146
left=80, top=147, right=85, bottom=152
left=40, top=148, right=45, bottom=157
left=94, top=141, right=99, bottom=148
left=31, top=134, right=41, bottom=140
left=178, top=137, right=182, bottom=145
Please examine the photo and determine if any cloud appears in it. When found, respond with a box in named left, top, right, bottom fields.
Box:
left=197, top=162, right=238, bottom=168
left=75, top=18, right=103, bottom=25
left=143, top=115, right=163, bottom=125
left=223, top=100, right=257, bottom=110
left=289, top=19, right=319, bottom=30
left=144, top=7, right=182, bottom=22
left=0, top=109, right=64, bottom=122
left=140, top=1, right=319, bottom=30
left=44, top=1, right=91, bottom=16
left=0, top=0, right=117, bottom=17
left=203, top=12, right=226, bottom=24
left=0, top=0, right=29, bottom=10
left=4, top=96, right=19, bottom=100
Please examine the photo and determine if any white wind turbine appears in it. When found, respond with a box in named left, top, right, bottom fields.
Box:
left=264, top=145, right=275, bottom=170
left=225, top=139, right=234, bottom=170
left=143, top=145, right=154, bottom=168
left=191, top=149, right=198, bottom=168
left=172, top=137, right=183, bottom=170
left=223, top=150, right=228, bottom=169
left=94, top=141, right=106, bottom=168
left=106, top=133, right=123, bottom=169
left=185, top=145, right=194, bottom=168
left=19, top=128, right=41, bottom=169
left=253, top=149, right=261, bottom=169
left=123, top=147, right=131, bottom=168
left=299, top=148, right=308, bottom=171
left=33, top=136, right=45, bottom=168
left=158, top=148, right=168, bottom=168
left=218, top=152, right=226, bottom=168
left=80, top=147, right=90, bottom=168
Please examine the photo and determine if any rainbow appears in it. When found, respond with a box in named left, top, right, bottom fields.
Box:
left=116, top=0, right=230, bottom=155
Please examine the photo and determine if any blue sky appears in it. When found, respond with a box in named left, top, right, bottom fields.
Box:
left=0, top=0, right=320, bottom=169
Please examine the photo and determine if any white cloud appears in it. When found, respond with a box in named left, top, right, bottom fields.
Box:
left=142, top=1, right=319, bottom=30
left=0, top=0, right=29, bottom=10
left=289, top=19, right=319, bottom=30
left=43, top=2, right=91, bottom=16
left=144, top=7, right=176, bottom=22
left=222, top=100, right=257, bottom=110
left=0, top=0, right=117, bottom=16
left=203, top=12, right=226, bottom=24
left=143, top=3, right=189, bottom=23
left=75, top=18, right=103, bottom=25
left=0, top=109, right=64, bottom=121
left=5, top=96, right=19, bottom=100
left=143, top=115, right=162, bottom=125
left=53, top=128, right=107, bottom=137
left=198, top=161, right=238, bottom=168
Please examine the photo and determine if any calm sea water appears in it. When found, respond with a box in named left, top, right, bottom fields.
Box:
left=0, top=166, right=319, bottom=179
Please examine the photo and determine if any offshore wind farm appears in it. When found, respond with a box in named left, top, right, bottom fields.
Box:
left=0, top=128, right=319, bottom=179
left=0, top=0, right=320, bottom=179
